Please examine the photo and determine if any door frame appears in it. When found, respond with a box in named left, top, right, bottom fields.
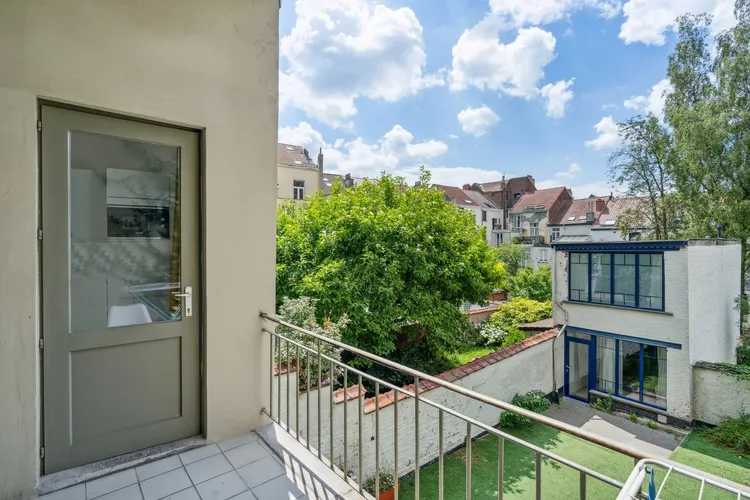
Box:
left=37, top=100, right=206, bottom=475
left=564, top=334, right=595, bottom=403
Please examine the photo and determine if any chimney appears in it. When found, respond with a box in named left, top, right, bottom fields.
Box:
left=463, top=183, right=471, bottom=190
left=344, top=173, right=353, bottom=188
left=585, top=201, right=595, bottom=222
left=317, top=148, right=324, bottom=192
left=595, top=198, right=605, bottom=212
left=414, top=180, right=422, bottom=187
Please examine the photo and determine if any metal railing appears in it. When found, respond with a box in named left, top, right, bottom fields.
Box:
left=617, top=459, right=750, bottom=500
left=513, top=235, right=545, bottom=245
left=259, top=313, right=661, bottom=500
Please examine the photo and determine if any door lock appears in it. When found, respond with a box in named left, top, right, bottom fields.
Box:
left=173, top=286, right=193, bottom=317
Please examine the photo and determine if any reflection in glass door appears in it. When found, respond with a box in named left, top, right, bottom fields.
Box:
left=566, top=337, right=591, bottom=402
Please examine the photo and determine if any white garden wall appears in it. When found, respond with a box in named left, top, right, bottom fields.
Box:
left=693, top=363, right=750, bottom=426
left=272, top=330, right=563, bottom=483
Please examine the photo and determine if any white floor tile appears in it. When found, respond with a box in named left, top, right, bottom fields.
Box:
left=227, top=491, right=258, bottom=500
left=180, top=445, right=221, bottom=466
left=224, top=442, right=269, bottom=469
left=236, top=457, right=284, bottom=489
left=136, top=456, right=183, bottom=482
left=140, top=468, right=193, bottom=500
left=250, top=475, right=305, bottom=500
left=195, top=471, right=248, bottom=500
left=40, top=484, right=86, bottom=500
left=95, top=485, right=143, bottom=500
left=86, top=470, right=138, bottom=499
left=217, top=433, right=258, bottom=452
left=185, top=454, right=233, bottom=485
left=162, top=488, right=200, bottom=500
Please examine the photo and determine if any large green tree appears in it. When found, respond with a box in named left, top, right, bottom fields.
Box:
left=665, top=0, right=750, bottom=286
left=276, top=169, right=502, bottom=368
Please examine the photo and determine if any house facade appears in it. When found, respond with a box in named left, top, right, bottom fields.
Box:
left=469, top=175, right=536, bottom=229
left=509, top=186, right=572, bottom=268
left=0, top=2, right=277, bottom=498
left=547, top=195, right=612, bottom=243
left=277, top=144, right=322, bottom=204
left=551, top=240, right=741, bottom=424
left=438, top=185, right=505, bottom=247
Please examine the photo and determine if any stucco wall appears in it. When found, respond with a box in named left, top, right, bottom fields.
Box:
left=274, top=335, right=564, bottom=482
left=693, top=364, right=750, bottom=425
left=277, top=165, right=319, bottom=202
left=552, top=248, right=693, bottom=419
left=0, top=1, right=278, bottom=497
left=688, top=243, right=741, bottom=365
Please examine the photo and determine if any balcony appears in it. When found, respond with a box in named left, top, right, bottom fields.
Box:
left=513, top=235, right=544, bottom=245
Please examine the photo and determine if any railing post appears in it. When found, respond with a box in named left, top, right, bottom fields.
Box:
left=394, top=394, right=399, bottom=500
left=296, top=344, right=300, bottom=440
left=358, top=374, right=363, bottom=494
left=343, top=368, right=348, bottom=482
left=375, top=381, right=381, bottom=499
left=579, top=471, right=586, bottom=500
left=498, top=437, right=504, bottom=500
left=286, top=340, right=290, bottom=429
left=466, top=422, right=472, bottom=500
left=317, top=338, right=322, bottom=460
left=329, top=360, right=335, bottom=470
left=535, top=452, right=542, bottom=500
left=414, top=376, right=420, bottom=500
left=438, top=410, right=444, bottom=500
left=306, top=350, right=310, bottom=450
left=269, top=330, right=274, bottom=421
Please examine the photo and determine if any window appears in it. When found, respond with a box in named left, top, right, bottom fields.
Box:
left=596, top=337, right=616, bottom=394
left=550, top=227, right=560, bottom=242
left=529, top=222, right=539, bottom=237
left=514, top=193, right=521, bottom=199
left=539, top=248, right=548, bottom=262
left=568, top=252, right=664, bottom=310
left=569, top=253, right=588, bottom=301
left=513, top=215, right=521, bottom=228
left=293, top=180, right=305, bottom=200
left=492, top=217, right=500, bottom=230
left=482, top=210, right=487, bottom=222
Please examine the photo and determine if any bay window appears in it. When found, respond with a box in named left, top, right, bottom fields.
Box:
left=568, top=252, right=664, bottom=311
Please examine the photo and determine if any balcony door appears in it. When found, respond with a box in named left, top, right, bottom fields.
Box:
left=41, top=106, right=201, bottom=473
left=565, top=333, right=593, bottom=402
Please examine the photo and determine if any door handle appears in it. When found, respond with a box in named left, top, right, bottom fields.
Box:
left=172, top=286, right=193, bottom=317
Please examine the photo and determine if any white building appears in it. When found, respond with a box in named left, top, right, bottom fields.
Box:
left=277, top=143, right=322, bottom=204
left=509, top=186, right=572, bottom=268
left=551, top=239, right=741, bottom=425
left=437, top=184, right=505, bottom=247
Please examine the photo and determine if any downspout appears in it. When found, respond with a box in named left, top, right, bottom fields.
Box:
left=551, top=249, right=569, bottom=403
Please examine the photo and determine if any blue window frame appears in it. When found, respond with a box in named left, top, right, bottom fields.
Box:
left=567, top=330, right=668, bottom=410
left=568, top=251, right=664, bottom=311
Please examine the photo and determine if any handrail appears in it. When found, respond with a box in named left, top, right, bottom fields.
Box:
left=260, top=312, right=650, bottom=460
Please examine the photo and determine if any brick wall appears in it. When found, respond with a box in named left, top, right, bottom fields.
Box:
left=693, top=363, right=750, bottom=425
left=272, top=330, right=563, bottom=483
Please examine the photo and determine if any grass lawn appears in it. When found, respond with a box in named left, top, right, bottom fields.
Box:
left=396, top=422, right=747, bottom=499
left=670, top=432, right=750, bottom=488
left=448, top=346, right=496, bottom=367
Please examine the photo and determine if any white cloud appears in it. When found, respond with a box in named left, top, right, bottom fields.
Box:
left=488, top=0, right=622, bottom=27
left=279, top=122, right=448, bottom=178
left=537, top=178, right=615, bottom=197
left=623, top=78, right=673, bottom=118
left=555, top=162, right=582, bottom=178
left=584, top=116, right=621, bottom=150
left=450, top=23, right=557, bottom=98
left=399, top=165, right=506, bottom=186
left=540, top=79, right=575, bottom=118
left=602, top=103, right=618, bottom=110
left=619, top=0, right=736, bottom=45
left=457, top=106, right=500, bottom=137
left=279, top=0, right=444, bottom=128
left=449, top=134, right=460, bottom=139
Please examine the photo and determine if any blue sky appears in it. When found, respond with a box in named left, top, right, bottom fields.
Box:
left=277, top=0, right=736, bottom=196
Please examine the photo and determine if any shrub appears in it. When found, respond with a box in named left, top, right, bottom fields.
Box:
left=506, top=266, right=552, bottom=302
left=500, top=327, right=526, bottom=348
left=702, top=414, right=750, bottom=455
left=500, top=390, right=551, bottom=428
left=591, top=393, right=613, bottom=413
left=630, top=412, right=638, bottom=423
left=487, top=297, right=552, bottom=332
left=737, top=342, right=750, bottom=366
left=364, top=472, right=396, bottom=495
left=477, top=322, right=507, bottom=346
left=496, top=242, right=527, bottom=276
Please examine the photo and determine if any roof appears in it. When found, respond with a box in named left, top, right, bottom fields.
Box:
left=548, top=197, right=609, bottom=226
left=277, top=143, right=318, bottom=170
left=474, top=176, right=535, bottom=194
left=594, top=196, right=648, bottom=228
left=518, top=318, right=554, bottom=331
left=555, top=235, right=591, bottom=243
left=320, top=173, right=342, bottom=196
left=510, top=186, right=567, bottom=213
left=437, top=185, right=499, bottom=209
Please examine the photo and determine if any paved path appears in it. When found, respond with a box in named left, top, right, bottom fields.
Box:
left=544, top=399, right=684, bottom=459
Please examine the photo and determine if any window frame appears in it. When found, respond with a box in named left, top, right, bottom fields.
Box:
left=567, top=251, right=665, bottom=311
left=512, top=214, right=521, bottom=228
left=550, top=227, right=560, bottom=242
left=529, top=222, right=539, bottom=237
left=293, top=180, right=305, bottom=200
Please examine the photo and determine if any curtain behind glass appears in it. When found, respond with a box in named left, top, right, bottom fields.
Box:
left=596, top=337, right=616, bottom=393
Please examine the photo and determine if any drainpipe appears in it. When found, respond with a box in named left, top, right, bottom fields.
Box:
left=551, top=250, right=569, bottom=403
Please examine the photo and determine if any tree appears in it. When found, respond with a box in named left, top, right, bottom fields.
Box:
left=276, top=169, right=502, bottom=371
left=665, top=1, right=750, bottom=290
left=506, top=266, right=552, bottom=302
left=607, top=115, right=680, bottom=240
left=496, top=242, right=527, bottom=276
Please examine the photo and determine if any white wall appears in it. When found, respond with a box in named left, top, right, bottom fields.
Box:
left=693, top=364, right=750, bottom=425
left=590, top=228, right=626, bottom=242
left=277, top=165, right=319, bottom=203
left=552, top=248, right=693, bottom=419
left=688, top=243, right=741, bottom=365
left=0, top=2, right=278, bottom=497
left=273, top=336, right=563, bottom=482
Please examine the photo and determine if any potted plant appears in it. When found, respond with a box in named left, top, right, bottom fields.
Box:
left=363, top=472, right=399, bottom=500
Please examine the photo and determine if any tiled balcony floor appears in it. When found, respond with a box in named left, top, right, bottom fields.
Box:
left=39, top=428, right=364, bottom=500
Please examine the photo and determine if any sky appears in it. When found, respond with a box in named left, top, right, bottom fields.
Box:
left=277, top=0, right=737, bottom=198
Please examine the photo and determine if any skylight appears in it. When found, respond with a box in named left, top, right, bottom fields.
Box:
left=464, top=200, right=473, bottom=204
left=567, top=216, right=576, bottom=221
left=578, top=215, right=586, bottom=220
left=286, top=146, right=294, bottom=151
left=294, top=160, right=302, bottom=164
left=604, top=219, right=616, bottom=226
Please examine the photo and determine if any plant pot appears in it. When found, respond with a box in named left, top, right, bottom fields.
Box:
left=378, top=484, right=400, bottom=500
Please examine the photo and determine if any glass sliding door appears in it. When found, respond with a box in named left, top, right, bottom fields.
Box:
left=565, top=334, right=592, bottom=402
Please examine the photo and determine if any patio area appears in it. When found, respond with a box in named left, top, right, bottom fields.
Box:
left=39, top=427, right=367, bottom=500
